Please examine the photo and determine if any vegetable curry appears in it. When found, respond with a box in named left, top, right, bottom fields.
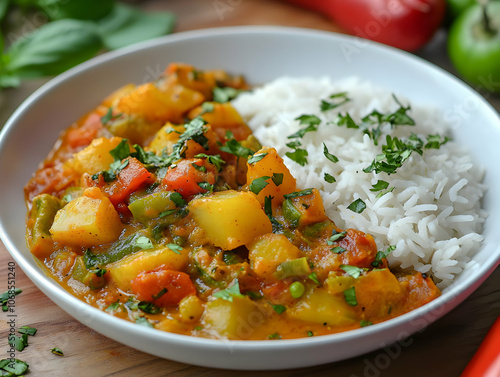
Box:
left=24, top=63, right=440, bottom=340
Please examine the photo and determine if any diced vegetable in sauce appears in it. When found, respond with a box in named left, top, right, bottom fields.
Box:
left=23, top=63, right=440, bottom=340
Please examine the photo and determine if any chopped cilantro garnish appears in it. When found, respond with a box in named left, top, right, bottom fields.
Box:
left=307, top=331, right=314, bottom=337
left=1, top=288, right=21, bottom=312
left=344, top=286, right=358, bottom=306
left=198, top=182, right=214, bottom=193
left=194, top=153, right=226, bottom=172
left=191, top=162, right=207, bottom=172
left=110, top=139, right=131, bottom=161
left=167, top=243, right=183, bottom=254
left=288, top=114, right=321, bottom=139
left=247, top=152, right=268, bottom=165
left=200, top=102, right=215, bottom=114
left=135, top=236, right=153, bottom=250
left=347, top=198, right=366, bottom=213
left=135, top=317, right=153, bottom=328
left=360, top=320, right=373, bottom=327
left=270, top=303, right=286, bottom=314
left=159, top=209, right=177, bottom=218
left=219, top=138, right=254, bottom=158
left=285, top=140, right=308, bottom=166
left=340, top=265, right=364, bottom=279
left=0, top=358, right=29, bottom=375
left=327, top=230, right=347, bottom=244
left=320, top=92, right=350, bottom=112
left=331, top=246, right=346, bottom=254
left=370, top=180, right=389, bottom=192
left=324, top=173, right=336, bottom=183
left=425, top=134, right=450, bottom=149
left=283, top=189, right=313, bottom=200
left=8, top=335, right=27, bottom=352
left=212, top=86, right=245, bottom=103
left=271, top=173, right=283, bottom=186
left=18, top=326, right=37, bottom=336
left=334, top=112, right=358, bottom=129
left=170, top=192, right=186, bottom=208
left=101, top=107, right=123, bottom=125
left=323, top=143, right=338, bottom=163
left=372, top=245, right=396, bottom=267
left=213, top=279, right=243, bottom=302
left=106, top=300, right=120, bottom=312
left=152, top=288, right=168, bottom=300
left=267, top=332, right=282, bottom=340
left=138, top=301, right=162, bottom=314
left=308, top=272, right=321, bottom=285
left=249, top=176, right=270, bottom=195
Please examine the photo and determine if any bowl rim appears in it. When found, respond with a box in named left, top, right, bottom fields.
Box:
left=1, top=25, right=499, bottom=365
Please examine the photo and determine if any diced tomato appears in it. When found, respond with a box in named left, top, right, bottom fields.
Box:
left=105, top=157, right=156, bottom=206
left=131, top=267, right=196, bottom=307
left=65, top=113, right=103, bottom=150
left=163, top=158, right=216, bottom=199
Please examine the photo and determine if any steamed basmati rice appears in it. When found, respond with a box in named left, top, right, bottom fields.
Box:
left=232, top=77, right=487, bottom=289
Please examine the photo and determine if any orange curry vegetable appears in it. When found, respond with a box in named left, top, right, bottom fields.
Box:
left=24, top=63, right=440, bottom=340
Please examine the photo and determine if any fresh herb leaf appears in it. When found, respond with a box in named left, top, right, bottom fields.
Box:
left=18, top=326, right=37, bottom=336
left=159, top=209, right=177, bottom=218
left=152, top=288, right=168, bottom=300
left=327, top=230, right=347, bottom=244
left=106, top=300, right=120, bottom=312
left=335, top=112, right=359, bottom=129
left=331, top=246, right=346, bottom=254
left=191, top=162, right=207, bottom=172
left=194, top=153, right=226, bottom=172
left=1, top=288, right=22, bottom=311
left=340, top=265, right=364, bottom=279
left=270, top=303, right=286, bottom=314
left=212, top=86, right=245, bottom=103
left=308, top=272, right=321, bottom=285
left=320, top=92, right=350, bottom=112
left=360, top=320, right=373, bottom=327
left=323, top=143, right=338, bottom=163
left=347, top=198, right=366, bottom=213
left=167, top=243, right=182, bottom=254
left=295, top=114, right=321, bottom=127
left=344, top=286, right=358, bottom=306
left=285, top=146, right=308, bottom=166
left=324, top=173, right=336, bottom=183
left=8, top=335, right=27, bottom=352
left=135, top=236, right=153, bottom=250
left=283, top=189, right=313, bottom=200
left=3, top=19, right=102, bottom=80
left=271, top=173, right=283, bottom=186
left=197, top=181, right=214, bottom=193
left=96, top=4, right=175, bottom=50
left=249, top=176, right=270, bottom=195
left=219, top=138, right=254, bottom=159
left=376, top=186, right=395, bottom=198
left=213, top=279, right=243, bottom=302
left=307, top=331, right=314, bottom=337
left=0, top=358, right=29, bottom=375
left=372, top=245, right=396, bottom=267
left=247, top=152, right=268, bottom=165
left=170, top=192, right=186, bottom=208
left=135, top=317, right=153, bottom=328
left=425, top=134, right=450, bottom=149
left=138, top=301, right=162, bottom=314
left=267, top=332, right=282, bottom=340
left=101, top=107, right=123, bottom=125
left=370, top=180, right=389, bottom=192
left=200, top=102, right=215, bottom=114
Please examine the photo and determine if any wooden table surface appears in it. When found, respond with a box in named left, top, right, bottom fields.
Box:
left=1, top=1, right=499, bottom=376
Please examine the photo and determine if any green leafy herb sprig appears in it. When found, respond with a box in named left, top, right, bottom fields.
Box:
left=0, top=0, right=175, bottom=89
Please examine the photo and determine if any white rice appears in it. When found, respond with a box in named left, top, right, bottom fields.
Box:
left=232, top=76, right=487, bottom=289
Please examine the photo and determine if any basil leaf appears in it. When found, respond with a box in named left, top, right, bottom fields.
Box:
left=96, top=4, right=175, bottom=50
left=5, top=19, right=103, bottom=79
left=347, top=198, right=366, bottom=214
left=35, top=0, right=115, bottom=21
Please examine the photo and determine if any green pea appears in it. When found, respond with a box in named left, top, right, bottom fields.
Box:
left=289, top=281, right=305, bottom=299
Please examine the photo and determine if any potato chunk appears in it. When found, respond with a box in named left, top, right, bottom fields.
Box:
left=247, top=233, right=302, bottom=280
left=289, top=287, right=357, bottom=327
left=50, top=187, right=123, bottom=247
left=202, top=296, right=260, bottom=339
left=108, top=245, right=190, bottom=290
left=64, top=137, right=125, bottom=176
left=188, top=190, right=272, bottom=250
left=246, top=147, right=296, bottom=205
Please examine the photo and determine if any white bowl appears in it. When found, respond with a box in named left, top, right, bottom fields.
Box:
left=1, top=26, right=499, bottom=370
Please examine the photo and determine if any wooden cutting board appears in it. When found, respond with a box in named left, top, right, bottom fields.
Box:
left=1, top=0, right=499, bottom=375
